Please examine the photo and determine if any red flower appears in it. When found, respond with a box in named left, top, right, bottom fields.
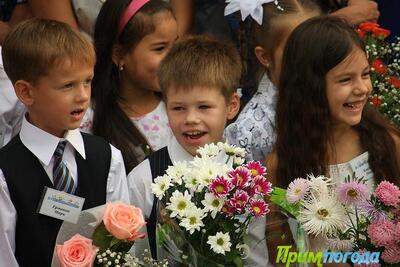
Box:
left=372, top=27, right=391, bottom=39
left=371, top=96, right=382, bottom=108
left=389, top=76, right=400, bottom=89
left=249, top=199, right=269, bottom=217
left=209, top=176, right=233, bottom=198
left=359, top=22, right=379, bottom=32
left=355, top=28, right=365, bottom=39
left=371, top=59, right=388, bottom=75
left=228, top=166, right=251, bottom=189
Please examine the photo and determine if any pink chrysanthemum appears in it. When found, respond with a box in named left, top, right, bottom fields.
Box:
left=228, top=190, right=249, bottom=213
left=209, top=176, right=233, bottom=198
left=286, top=178, right=311, bottom=204
left=374, top=181, right=400, bottom=207
left=245, top=161, right=266, bottom=177
left=358, top=201, right=387, bottom=223
left=250, top=176, right=272, bottom=196
left=367, top=220, right=395, bottom=247
left=228, top=166, right=251, bottom=189
left=249, top=199, right=269, bottom=217
left=394, top=222, right=400, bottom=241
left=336, top=181, right=369, bottom=205
left=381, top=244, right=400, bottom=264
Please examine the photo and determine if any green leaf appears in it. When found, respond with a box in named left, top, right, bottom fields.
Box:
left=270, top=187, right=300, bottom=218
left=92, top=222, right=113, bottom=251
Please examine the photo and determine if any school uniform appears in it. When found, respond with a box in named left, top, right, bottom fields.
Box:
left=0, top=116, right=130, bottom=267
left=128, top=136, right=271, bottom=267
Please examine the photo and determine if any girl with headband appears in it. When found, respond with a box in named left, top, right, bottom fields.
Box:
left=81, top=0, right=178, bottom=173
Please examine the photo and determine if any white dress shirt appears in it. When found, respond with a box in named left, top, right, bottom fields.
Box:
left=0, top=116, right=130, bottom=267
left=0, top=46, right=25, bottom=148
left=127, top=136, right=271, bottom=267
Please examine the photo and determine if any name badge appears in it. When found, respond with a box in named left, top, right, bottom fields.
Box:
left=37, top=187, right=85, bottom=223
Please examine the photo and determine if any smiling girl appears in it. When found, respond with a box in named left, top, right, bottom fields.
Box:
left=267, top=15, right=400, bottom=191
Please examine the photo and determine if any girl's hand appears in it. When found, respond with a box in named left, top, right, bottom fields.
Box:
left=332, top=0, right=380, bottom=25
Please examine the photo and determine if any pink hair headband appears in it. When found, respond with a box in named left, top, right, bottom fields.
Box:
left=118, top=0, right=150, bottom=35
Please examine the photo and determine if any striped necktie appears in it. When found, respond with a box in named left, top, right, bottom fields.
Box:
left=53, top=141, right=77, bottom=194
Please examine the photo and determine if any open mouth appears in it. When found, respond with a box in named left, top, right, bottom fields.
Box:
left=183, top=131, right=206, bottom=140
left=343, top=100, right=364, bottom=110
left=70, top=108, right=84, bottom=118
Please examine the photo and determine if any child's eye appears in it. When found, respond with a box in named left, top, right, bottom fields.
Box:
left=362, top=71, right=371, bottom=78
left=338, top=77, right=351, bottom=84
left=172, top=106, right=184, bottom=111
left=84, top=78, right=92, bottom=86
left=199, top=105, right=210, bottom=110
left=153, top=46, right=166, bottom=52
left=62, top=83, right=74, bottom=89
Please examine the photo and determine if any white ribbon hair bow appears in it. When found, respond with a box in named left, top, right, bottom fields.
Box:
left=224, top=0, right=280, bottom=25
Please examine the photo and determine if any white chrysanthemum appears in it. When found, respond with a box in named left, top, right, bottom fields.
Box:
left=299, top=193, right=346, bottom=238
left=151, top=175, right=172, bottom=199
left=207, top=232, right=232, bottom=255
left=307, top=174, right=333, bottom=197
left=233, top=156, right=245, bottom=166
left=197, top=143, right=221, bottom=158
left=191, top=157, right=226, bottom=186
left=217, top=142, right=245, bottom=157
left=182, top=172, right=202, bottom=191
left=201, top=193, right=225, bottom=218
left=166, top=161, right=190, bottom=185
left=166, top=190, right=194, bottom=218
left=179, top=207, right=205, bottom=234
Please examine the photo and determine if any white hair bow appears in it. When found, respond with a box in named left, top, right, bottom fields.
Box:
left=224, top=0, right=282, bottom=25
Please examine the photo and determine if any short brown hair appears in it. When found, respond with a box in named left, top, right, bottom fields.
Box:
left=158, top=35, right=241, bottom=99
left=2, top=18, right=95, bottom=84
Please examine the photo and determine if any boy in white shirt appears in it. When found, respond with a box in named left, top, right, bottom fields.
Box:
left=0, top=18, right=129, bottom=267
left=128, top=36, right=270, bottom=266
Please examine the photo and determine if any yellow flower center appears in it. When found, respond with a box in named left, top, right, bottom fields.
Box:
left=217, top=238, right=224, bottom=246
left=178, top=201, right=186, bottom=210
left=189, top=217, right=197, bottom=225
left=216, top=185, right=224, bottom=193
left=251, top=169, right=258, bottom=176
left=212, top=200, right=220, bottom=207
left=317, top=208, right=329, bottom=218
left=253, top=206, right=261, bottom=214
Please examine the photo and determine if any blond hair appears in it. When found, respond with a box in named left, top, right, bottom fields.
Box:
left=158, top=35, right=241, bottom=100
left=2, top=18, right=95, bottom=84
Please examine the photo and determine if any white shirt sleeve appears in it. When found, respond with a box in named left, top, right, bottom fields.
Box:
left=106, top=145, right=130, bottom=204
left=0, top=169, right=19, bottom=267
left=127, top=159, right=154, bottom=219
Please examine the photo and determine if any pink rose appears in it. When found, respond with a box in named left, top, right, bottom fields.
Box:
left=56, top=234, right=97, bottom=267
left=103, top=202, right=146, bottom=241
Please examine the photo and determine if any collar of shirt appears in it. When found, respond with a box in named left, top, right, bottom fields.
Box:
left=167, top=136, right=193, bottom=163
left=19, top=114, right=86, bottom=166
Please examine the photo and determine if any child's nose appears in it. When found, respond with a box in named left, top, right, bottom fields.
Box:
left=354, top=78, right=371, bottom=95
left=184, top=109, right=200, bottom=124
left=75, top=83, right=90, bottom=102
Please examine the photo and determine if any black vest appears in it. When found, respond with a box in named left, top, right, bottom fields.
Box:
left=147, top=146, right=172, bottom=258
left=0, top=133, right=111, bottom=267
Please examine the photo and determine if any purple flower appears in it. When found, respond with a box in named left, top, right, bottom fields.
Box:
left=228, top=166, right=251, bottom=189
left=336, top=181, right=369, bottom=205
left=209, top=176, right=233, bottom=198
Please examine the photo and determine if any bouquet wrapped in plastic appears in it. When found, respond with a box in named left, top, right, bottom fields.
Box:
left=51, top=202, right=168, bottom=267
left=151, top=142, right=273, bottom=266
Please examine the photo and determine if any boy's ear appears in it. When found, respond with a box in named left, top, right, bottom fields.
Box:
left=227, top=92, right=240, bottom=120
left=14, top=80, right=35, bottom=106
left=254, top=45, right=271, bottom=68
left=111, top=44, right=124, bottom=67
